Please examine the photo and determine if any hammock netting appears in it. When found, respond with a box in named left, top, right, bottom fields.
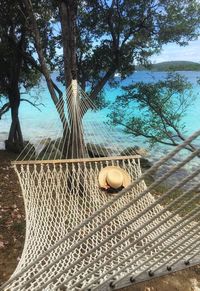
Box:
left=2, top=81, right=200, bottom=291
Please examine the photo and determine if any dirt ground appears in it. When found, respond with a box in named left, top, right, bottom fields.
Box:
left=0, top=150, right=200, bottom=290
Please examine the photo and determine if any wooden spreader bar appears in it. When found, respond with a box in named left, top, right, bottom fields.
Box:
left=12, top=155, right=141, bottom=165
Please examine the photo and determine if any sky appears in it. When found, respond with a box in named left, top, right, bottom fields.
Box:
left=151, top=38, right=200, bottom=63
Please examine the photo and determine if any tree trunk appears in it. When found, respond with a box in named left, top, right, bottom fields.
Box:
left=59, top=0, right=86, bottom=159
left=6, top=86, right=24, bottom=153
left=22, top=0, right=68, bottom=131
left=5, top=32, right=24, bottom=153
left=59, top=0, right=77, bottom=87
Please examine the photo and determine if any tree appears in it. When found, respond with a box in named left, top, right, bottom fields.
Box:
left=41, top=0, right=200, bottom=106
left=0, top=0, right=65, bottom=153
left=108, top=73, right=198, bottom=151
left=22, top=0, right=82, bottom=158
left=70, top=0, right=200, bottom=98
left=20, top=0, right=200, bottom=157
left=0, top=0, right=42, bottom=152
left=58, top=0, right=85, bottom=158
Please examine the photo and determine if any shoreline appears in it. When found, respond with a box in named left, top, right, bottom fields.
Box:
left=0, top=71, right=200, bottom=148
left=1, top=134, right=199, bottom=192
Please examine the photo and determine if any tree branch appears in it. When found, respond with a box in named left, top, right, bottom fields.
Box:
left=20, top=98, right=44, bottom=111
left=89, top=67, right=116, bottom=100
left=0, top=97, right=45, bottom=120
left=124, top=89, right=197, bottom=153
left=22, top=0, right=67, bottom=128
left=117, top=120, right=179, bottom=147
left=21, top=51, right=63, bottom=100
left=0, top=102, right=10, bottom=119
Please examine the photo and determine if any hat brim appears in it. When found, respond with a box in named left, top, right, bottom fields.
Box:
left=98, top=166, right=131, bottom=189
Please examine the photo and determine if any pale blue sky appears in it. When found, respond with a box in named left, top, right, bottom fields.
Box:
left=151, top=38, right=200, bottom=63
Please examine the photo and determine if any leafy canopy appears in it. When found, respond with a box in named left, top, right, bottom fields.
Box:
left=108, top=73, right=198, bottom=147
left=72, top=0, right=200, bottom=91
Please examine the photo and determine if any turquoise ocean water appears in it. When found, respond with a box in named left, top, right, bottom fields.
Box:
left=1, top=71, right=200, bottom=156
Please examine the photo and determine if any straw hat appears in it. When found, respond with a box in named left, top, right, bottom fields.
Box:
left=99, top=166, right=131, bottom=190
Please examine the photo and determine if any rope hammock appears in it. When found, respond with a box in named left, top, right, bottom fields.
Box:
left=1, top=80, right=200, bottom=291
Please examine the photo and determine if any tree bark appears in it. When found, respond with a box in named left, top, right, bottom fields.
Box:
left=6, top=87, right=24, bottom=152
left=59, top=0, right=77, bottom=87
left=6, top=36, right=24, bottom=153
left=59, top=0, right=86, bottom=158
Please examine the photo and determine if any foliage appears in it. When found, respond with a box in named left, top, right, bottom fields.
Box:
left=3, top=0, right=199, bottom=107
left=1, top=0, right=200, bottom=152
left=1, top=0, right=200, bottom=101
left=55, top=0, right=200, bottom=99
left=0, top=0, right=42, bottom=113
left=0, top=0, right=60, bottom=105
left=108, top=73, right=198, bottom=148
left=138, top=61, right=200, bottom=72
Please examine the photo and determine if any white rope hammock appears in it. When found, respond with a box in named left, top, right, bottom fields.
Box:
left=1, top=81, right=200, bottom=291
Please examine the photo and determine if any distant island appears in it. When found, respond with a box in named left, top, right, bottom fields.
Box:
left=138, top=61, right=200, bottom=71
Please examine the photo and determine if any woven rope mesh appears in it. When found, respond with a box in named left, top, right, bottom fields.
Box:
left=4, top=155, right=199, bottom=291
left=3, top=82, right=200, bottom=291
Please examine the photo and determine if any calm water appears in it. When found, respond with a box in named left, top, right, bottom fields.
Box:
left=1, top=71, right=200, bottom=153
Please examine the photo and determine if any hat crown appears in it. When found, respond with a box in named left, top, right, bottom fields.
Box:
left=106, top=169, right=123, bottom=189
left=98, top=166, right=131, bottom=191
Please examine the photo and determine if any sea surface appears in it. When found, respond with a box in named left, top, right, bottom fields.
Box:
left=1, top=71, right=200, bottom=164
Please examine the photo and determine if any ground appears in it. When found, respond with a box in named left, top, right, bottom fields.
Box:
left=0, top=150, right=200, bottom=290
left=0, top=151, right=25, bottom=284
